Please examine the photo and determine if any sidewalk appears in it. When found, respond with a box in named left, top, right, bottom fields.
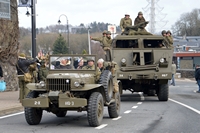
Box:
left=0, top=90, right=23, bottom=116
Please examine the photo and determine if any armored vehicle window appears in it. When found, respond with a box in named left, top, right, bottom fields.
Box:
left=115, top=40, right=138, bottom=48
left=143, top=39, right=164, bottom=48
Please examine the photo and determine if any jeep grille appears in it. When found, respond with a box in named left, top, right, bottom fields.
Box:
left=47, top=79, right=71, bottom=91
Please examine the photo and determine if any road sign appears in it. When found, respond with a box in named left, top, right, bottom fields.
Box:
left=0, top=0, right=10, bottom=19
left=108, top=25, right=116, bottom=34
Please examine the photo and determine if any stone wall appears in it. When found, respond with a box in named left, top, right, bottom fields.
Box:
left=176, top=69, right=195, bottom=78
left=0, top=0, right=19, bottom=91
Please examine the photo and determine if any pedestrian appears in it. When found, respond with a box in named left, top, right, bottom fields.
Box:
left=171, top=61, right=176, bottom=86
left=195, top=65, right=200, bottom=93
left=16, top=53, right=38, bottom=103
left=120, top=13, right=132, bottom=32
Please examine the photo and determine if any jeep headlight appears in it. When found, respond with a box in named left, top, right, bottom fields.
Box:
left=121, top=58, right=126, bottom=63
left=36, top=81, right=46, bottom=88
left=74, top=81, right=80, bottom=87
left=160, top=58, right=164, bottom=63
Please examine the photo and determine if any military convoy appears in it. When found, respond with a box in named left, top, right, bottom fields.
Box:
left=111, top=28, right=173, bottom=101
left=22, top=55, right=121, bottom=127
left=22, top=21, right=173, bottom=127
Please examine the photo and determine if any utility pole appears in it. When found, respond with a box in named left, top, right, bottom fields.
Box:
left=31, top=0, right=36, bottom=58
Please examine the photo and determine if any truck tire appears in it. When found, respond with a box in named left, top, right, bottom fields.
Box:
left=87, top=92, right=104, bottom=127
left=25, top=91, right=43, bottom=125
left=99, top=70, right=113, bottom=102
left=56, top=111, right=67, bottom=117
left=108, top=92, right=120, bottom=118
left=158, top=84, right=169, bottom=101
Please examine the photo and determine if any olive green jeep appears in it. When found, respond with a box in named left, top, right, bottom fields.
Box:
left=22, top=54, right=121, bottom=127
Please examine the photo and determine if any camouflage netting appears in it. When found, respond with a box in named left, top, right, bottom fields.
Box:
left=0, top=0, right=19, bottom=91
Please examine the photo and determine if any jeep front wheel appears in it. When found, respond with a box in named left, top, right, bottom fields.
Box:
left=158, top=84, right=169, bottom=101
left=24, top=91, right=43, bottom=125
left=108, top=92, right=121, bottom=118
left=87, top=92, right=104, bottom=127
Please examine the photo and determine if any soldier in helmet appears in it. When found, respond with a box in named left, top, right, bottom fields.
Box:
left=102, top=31, right=112, bottom=61
left=166, top=30, right=173, bottom=48
left=82, top=57, right=95, bottom=70
left=38, top=60, right=49, bottom=81
left=134, top=11, right=147, bottom=31
left=161, top=30, right=170, bottom=48
left=90, top=30, right=107, bottom=46
left=120, top=13, right=132, bottom=32
left=16, top=53, right=38, bottom=103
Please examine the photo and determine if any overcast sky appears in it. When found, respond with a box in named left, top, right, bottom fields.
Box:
left=18, top=0, right=200, bottom=32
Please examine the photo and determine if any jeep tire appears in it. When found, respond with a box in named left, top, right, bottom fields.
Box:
left=108, top=92, right=120, bottom=118
left=24, top=91, right=43, bottom=125
left=87, top=92, right=104, bottom=127
left=158, top=84, right=169, bottom=101
left=99, top=70, right=113, bottom=102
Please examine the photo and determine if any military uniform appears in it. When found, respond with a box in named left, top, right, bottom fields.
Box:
left=82, top=58, right=95, bottom=70
left=17, top=53, right=37, bottom=103
left=134, top=12, right=147, bottom=32
left=39, top=60, right=49, bottom=81
left=166, top=30, right=173, bottom=48
left=102, top=31, right=112, bottom=61
left=120, top=14, right=132, bottom=32
left=91, top=30, right=107, bottom=46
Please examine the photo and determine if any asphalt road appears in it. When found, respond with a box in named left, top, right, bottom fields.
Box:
left=0, top=80, right=200, bottom=133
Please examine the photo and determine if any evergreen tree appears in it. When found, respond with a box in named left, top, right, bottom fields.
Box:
left=52, top=34, right=68, bottom=54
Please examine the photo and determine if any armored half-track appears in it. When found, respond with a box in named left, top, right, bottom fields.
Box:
left=22, top=54, right=121, bottom=127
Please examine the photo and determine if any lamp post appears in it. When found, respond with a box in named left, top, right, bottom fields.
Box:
left=88, top=27, right=91, bottom=55
left=18, top=0, right=36, bottom=58
left=58, top=14, right=70, bottom=53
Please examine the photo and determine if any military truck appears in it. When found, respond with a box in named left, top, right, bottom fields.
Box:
left=111, top=31, right=173, bottom=101
left=22, top=54, right=121, bottom=127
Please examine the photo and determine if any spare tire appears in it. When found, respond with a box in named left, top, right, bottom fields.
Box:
left=99, top=70, right=113, bottom=102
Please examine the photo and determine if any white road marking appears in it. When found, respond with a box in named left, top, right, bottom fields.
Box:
left=0, top=112, right=24, bottom=120
left=132, top=106, right=138, bottom=109
left=169, top=98, right=200, bottom=114
left=138, top=92, right=145, bottom=100
left=124, top=110, right=132, bottom=114
left=137, top=102, right=142, bottom=105
left=112, top=116, right=121, bottom=120
left=95, top=124, right=108, bottom=129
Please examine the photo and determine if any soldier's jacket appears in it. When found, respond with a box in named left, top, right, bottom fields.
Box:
left=91, top=36, right=104, bottom=43
left=162, top=36, right=170, bottom=48
left=39, top=67, right=49, bottom=81
left=120, top=17, right=132, bottom=30
left=102, top=37, right=112, bottom=48
left=82, top=64, right=95, bottom=70
left=166, top=36, right=173, bottom=48
left=134, top=17, right=146, bottom=27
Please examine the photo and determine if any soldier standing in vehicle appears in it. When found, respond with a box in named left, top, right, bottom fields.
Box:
left=166, top=30, right=174, bottom=48
left=161, top=30, right=170, bottom=48
left=102, top=31, right=112, bottom=61
left=16, top=53, right=38, bottom=103
left=120, top=13, right=132, bottom=32
left=134, top=11, right=147, bottom=31
left=90, top=30, right=107, bottom=48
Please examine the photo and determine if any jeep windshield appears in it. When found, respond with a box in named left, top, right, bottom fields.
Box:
left=49, top=55, right=96, bottom=71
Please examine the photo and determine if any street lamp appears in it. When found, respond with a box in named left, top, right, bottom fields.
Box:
left=18, top=0, right=36, bottom=58
left=88, top=27, right=91, bottom=55
left=58, top=14, right=70, bottom=53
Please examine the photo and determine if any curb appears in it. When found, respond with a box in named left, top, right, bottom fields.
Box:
left=0, top=106, right=24, bottom=117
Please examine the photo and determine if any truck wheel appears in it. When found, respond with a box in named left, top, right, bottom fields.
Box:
left=158, top=84, right=169, bottom=101
left=87, top=92, right=104, bottom=127
left=99, top=70, right=113, bottom=102
left=56, top=111, right=67, bottom=117
left=108, top=92, right=121, bottom=118
left=25, top=91, right=43, bottom=125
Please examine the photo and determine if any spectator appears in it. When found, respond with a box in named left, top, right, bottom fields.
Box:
left=195, top=65, right=200, bottom=93
left=0, top=65, right=2, bottom=78
left=171, top=61, right=176, bottom=86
